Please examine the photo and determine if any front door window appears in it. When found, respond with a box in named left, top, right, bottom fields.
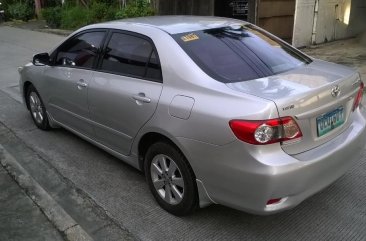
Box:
left=55, top=31, right=105, bottom=68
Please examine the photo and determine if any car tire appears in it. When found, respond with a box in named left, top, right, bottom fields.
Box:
left=145, top=142, right=198, bottom=216
left=26, top=85, right=50, bottom=130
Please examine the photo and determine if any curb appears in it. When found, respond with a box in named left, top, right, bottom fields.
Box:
left=0, top=22, right=72, bottom=37
left=0, top=144, right=94, bottom=241
left=35, top=28, right=73, bottom=36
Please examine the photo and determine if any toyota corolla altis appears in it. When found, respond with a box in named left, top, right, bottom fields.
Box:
left=19, top=16, right=366, bottom=216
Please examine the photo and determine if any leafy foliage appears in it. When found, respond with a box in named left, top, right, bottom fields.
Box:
left=5, top=0, right=155, bottom=29
left=42, top=6, right=62, bottom=28
left=115, top=0, right=154, bottom=19
left=60, top=2, right=116, bottom=29
left=7, top=2, right=33, bottom=21
left=61, top=6, right=90, bottom=29
left=43, top=0, right=62, bottom=8
left=88, top=2, right=116, bottom=23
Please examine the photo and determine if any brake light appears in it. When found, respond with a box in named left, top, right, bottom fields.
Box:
left=352, top=82, right=364, bottom=111
left=229, top=117, right=302, bottom=145
left=266, top=198, right=282, bottom=205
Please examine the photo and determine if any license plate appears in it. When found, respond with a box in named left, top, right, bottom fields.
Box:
left=316, top=107, right=345, bottom=137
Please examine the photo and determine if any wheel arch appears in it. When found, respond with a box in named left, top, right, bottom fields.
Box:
left=137, top=131, right=214, bottom=208
left=23, top=81, right=34, bottom=110
left=137, top=132, right=194, bottom=177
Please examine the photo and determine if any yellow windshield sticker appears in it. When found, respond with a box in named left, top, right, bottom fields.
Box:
left=181, top=33, right=199, bottom=42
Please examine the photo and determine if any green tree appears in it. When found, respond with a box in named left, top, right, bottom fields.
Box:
left=34, top=0, right=41, bottom=18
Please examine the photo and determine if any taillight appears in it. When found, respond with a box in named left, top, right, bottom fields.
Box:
left=352, top=82, right=364, bottom=111
left=229, top=117, right=302, bottom=145
left=266, top=198, right=282, bottom=205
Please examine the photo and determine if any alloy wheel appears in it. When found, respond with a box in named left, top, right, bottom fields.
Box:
left=150, top=154, right=185, bottom=205
left=29, top=92, right=44, bottom=124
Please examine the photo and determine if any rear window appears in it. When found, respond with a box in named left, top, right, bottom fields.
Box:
left=173, top=25, right=312, bottom=83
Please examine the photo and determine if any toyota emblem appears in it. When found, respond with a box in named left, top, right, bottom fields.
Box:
left=331, top=85, right=341, bottom=97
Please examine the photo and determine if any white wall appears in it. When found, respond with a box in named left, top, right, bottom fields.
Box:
left=292, top=0, right=366, bottom=47
left=292, top=0, right=316, bottom=47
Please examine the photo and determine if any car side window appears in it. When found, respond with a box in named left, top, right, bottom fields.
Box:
left=55, top=31, right=105, bottom=68
left=146, top=50, right=161, bottom=80
left=100, top=32, right=162, bottom=81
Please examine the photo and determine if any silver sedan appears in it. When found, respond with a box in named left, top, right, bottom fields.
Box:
left=19, top=16, right=366, bottom=216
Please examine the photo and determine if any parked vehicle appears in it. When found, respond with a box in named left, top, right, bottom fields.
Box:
left=19, top=16, right=366, bottom=216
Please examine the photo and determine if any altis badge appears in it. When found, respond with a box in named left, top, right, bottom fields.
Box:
left=283, top=104, right=295, bottom=111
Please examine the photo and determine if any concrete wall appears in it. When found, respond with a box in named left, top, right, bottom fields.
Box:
left=292, top=0, right=315, bottom=47
left=347, top=0, right=366, bottom=37
left=257, top=0, right=296, bottom=43
left=293, top=0, right=366, bottom=47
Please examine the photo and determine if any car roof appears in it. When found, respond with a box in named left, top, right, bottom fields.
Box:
left=91, top=15, right=247, bottom=35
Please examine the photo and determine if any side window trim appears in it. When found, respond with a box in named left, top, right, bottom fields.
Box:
left=50, top=29, right=108, bottom=70
left=96, top=30, right=113, bottom=71
left=96, top=29, right=163, bottom=83
left=143, top=48, right=154, bottom=77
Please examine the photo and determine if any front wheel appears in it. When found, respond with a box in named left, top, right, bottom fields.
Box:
left=145, top=142, right=198, bottom=216
left=26, top=85, right=50, bottom=130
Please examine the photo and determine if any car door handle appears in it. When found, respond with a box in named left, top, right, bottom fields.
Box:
left=133, top=93, right=151, bottom=103
left=77, top=79, right=88, bottom=88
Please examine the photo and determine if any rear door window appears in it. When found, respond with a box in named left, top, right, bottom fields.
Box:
left=100, top=32, right=162, bottom=82
left=173, top=26, right=311, bottom=83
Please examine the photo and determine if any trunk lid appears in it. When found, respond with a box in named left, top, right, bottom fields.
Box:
left=227, top=60, right=362, bottom=154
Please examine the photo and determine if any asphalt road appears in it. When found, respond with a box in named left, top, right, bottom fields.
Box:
left=1, top=26, right=366, bottom=241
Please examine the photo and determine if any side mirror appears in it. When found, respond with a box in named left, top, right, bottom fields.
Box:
left=33, top=53, right=50, bottom=66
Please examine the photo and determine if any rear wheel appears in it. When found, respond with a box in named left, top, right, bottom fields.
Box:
left=26, top=85, right=50, bottom=130
left=145, top=142, right=198, bottom=216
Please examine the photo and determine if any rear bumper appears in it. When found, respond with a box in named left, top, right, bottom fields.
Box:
left=179, top=107, right=366, bottom=214
left=262, top=108, right=366, bottom=214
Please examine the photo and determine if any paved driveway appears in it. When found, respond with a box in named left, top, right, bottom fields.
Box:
left=0, top=26, right=365, bottom=241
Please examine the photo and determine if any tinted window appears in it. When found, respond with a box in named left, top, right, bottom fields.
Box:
left=174, top=26, right=311, bottom=83
left=146, top=50, right=161, bottom=80
left=101, top=33, right=162, bottom=81
left=55, top=31, right=105, bottom=68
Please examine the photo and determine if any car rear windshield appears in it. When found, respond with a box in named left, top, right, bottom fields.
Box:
left=173, top=25, right=312, bottom=83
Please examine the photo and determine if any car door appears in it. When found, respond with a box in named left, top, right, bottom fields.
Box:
left=88, top=31, right=163, bottom=155
left=44, top=30, right=107, bottom=138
